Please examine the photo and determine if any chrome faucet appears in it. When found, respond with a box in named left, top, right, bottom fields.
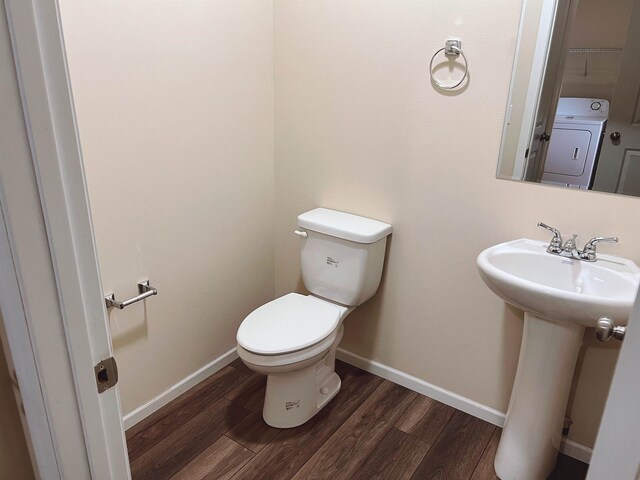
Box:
left=563, top=234, right=580, bottom=258
left=537, top=222, right=618, bottom=262
left=538, top=222, right=563, bottom=254
left=581, top=236, right=619, bottom=262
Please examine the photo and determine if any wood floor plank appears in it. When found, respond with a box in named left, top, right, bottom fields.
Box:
left=352, top=427, right=431, bottom=480
left=170, top=436, right=254, bottom=480
left=124, top=358, right=591, bottom=480
left=229, top=358, right=252, bottom=374
left=292, top=380, right=417, bottom=480
left=548, top=454, right=589, bottom=480
left=231, top=362, right=384, bottom=480
left=470, top=428, right=500, bottom=480
left=411, top=409, right=496, bottom=480
left=126, top=365, right=249, bottom=461
left=226, top=408, right=280, bottom=454
left=469, top=428, right=588, bottom=480
left=224, top=373, right=266, bottom=412
left=395, top=394, right=455, bottom=446
left=130, top=397, right=250, bottom=480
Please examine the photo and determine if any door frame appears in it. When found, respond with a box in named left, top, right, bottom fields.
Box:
left=587, top=289, right=640, bottom=479
left=510, top=0, right=559, bottom=180
left=1, top=0, right=130, bottom=478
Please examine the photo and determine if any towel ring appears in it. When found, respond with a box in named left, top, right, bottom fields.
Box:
left=429, top=39, right=468, bottom=90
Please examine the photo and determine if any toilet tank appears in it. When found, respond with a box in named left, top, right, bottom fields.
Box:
left=297, top=208, right=392, bottom=306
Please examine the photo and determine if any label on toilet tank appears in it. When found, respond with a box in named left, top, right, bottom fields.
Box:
left=285, top=400, right=300, bottom=410
left=326, top=256, right=339, bottom=268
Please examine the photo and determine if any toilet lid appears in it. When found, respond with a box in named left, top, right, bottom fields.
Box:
left=237, top=293, right=342, bottom=355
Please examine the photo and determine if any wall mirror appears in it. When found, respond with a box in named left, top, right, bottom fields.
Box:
left=497, top=0, right=640, bottom=197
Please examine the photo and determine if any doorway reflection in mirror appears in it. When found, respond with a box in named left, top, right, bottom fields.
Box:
left=497, top=0, right=640, bottom=198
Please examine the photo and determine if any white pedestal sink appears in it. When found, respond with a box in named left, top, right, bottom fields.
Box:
left=477, top=239, right=640, bottom=480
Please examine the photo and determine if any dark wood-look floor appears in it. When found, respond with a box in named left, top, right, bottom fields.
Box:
left=126, top=359, right=589, bottom=480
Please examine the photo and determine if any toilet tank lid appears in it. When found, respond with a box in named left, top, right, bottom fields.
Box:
left=297, top=208, right=392, bottom=244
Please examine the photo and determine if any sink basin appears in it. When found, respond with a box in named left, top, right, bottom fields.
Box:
left=477, top=238, right=639, bottom=480
left=478, top=238, right=640, bottom=326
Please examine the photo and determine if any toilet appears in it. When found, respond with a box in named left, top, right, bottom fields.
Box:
left=236, top=208, right=392, bottom=428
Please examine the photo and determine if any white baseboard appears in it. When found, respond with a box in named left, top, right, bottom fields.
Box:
left=122, top=347, right=239, bottom=430
left=121, top=345, right=592, bottom=464
left=559, top=438, right=592, bottom=464
left=336, top=347, right=592, bottom=464
left=337, top=348, right=505, bottom=426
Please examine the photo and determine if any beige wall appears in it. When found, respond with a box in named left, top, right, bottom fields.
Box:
left=59, top=1, right=275, bottom=414
left=273, top=0, right=640, bottom=448
left=0, top=339, right=35, bottom=480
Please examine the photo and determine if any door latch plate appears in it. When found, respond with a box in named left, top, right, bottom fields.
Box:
left=94, top=357, right=118, bottom=393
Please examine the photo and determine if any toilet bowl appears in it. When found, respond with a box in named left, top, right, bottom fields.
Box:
left=236, top=208, right=392, bottom=428
left=237, top=293, right=353, bottom=427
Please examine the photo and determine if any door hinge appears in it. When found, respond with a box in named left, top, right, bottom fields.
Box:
left=94, top=357, right=118, bottom=393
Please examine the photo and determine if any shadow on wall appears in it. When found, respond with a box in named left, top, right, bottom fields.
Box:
left=565, top=329, right=620, bottom=443
left=292, top=270, right=305, bottom=296
left=109, top=304, right=149, bottom=351
left=335, top=235, right=394, bottom=360
left=499, top=304, right=525, bottom=406
left=430, top=61, right=471, bottom=97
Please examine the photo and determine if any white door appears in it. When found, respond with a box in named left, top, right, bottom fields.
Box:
left=2, top=0, right=130, bottom=478
left=510, top=0, right=564, bottom=180
left=523, top=0, right=578, bottom=183
left=587, top=287, right=640, bottom=479
left=592, top=0, right=640, bottom=195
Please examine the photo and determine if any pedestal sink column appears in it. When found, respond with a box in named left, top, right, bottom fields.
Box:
left=495, top=313, right=584, bottom=480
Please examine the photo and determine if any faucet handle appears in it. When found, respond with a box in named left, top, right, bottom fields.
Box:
left=581, top=236, right=618, bottom=261
left=538, top=222, right=563, bottom=249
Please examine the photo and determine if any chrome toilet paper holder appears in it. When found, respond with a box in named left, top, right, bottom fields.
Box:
left=105, top=280, right=157, bottom=309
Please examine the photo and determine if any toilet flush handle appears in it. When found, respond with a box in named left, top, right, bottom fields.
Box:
left=294, top=229, right=308, bottom=238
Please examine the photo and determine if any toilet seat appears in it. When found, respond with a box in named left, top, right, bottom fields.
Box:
left=237, top=293, right=343, bottom=356
left=237, top=329, right=339, bottom=369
